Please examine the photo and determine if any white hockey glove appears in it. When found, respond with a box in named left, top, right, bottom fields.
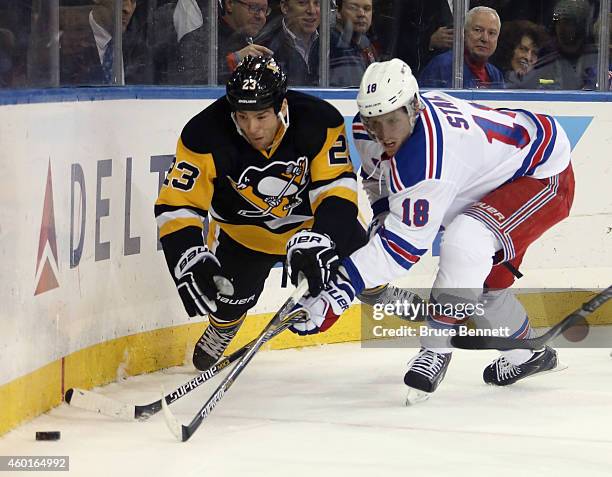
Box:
left=289, top=266, right=355, bottom=336
left=287, top=229, right=340, bottom=297
left=174, top=246, right=234, bottom=317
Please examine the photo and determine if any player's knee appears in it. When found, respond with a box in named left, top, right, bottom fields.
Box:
left=441, top=215, right=497, bottom=263
left=435, top=215, right=498, bottom=289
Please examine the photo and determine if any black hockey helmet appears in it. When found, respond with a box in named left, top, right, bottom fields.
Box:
left=226, top=56, right=288, bottom=113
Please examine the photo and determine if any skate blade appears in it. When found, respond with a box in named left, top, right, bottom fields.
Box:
left=493, top=360, right=569, bottom=386
left=405, top=387, right=431, bottom=406
left=538, top=360, right=568, bottom=376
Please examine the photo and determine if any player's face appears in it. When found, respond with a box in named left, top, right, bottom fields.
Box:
left=228, top=0, right=268, bottom=37
left=339, top=0, right=373, bottom=35
left=465, top=11, right=499, bottom=63
left=362, top=108, right=414, bottom=157
left=511, top=35, right=538, bottom=76
left=282, top=0, right=320, bottom=38
left=234, top=107, right=281, bottom=150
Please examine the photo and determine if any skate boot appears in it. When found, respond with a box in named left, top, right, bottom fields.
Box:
left=483, top=346, right=559, bottom=386
left=358, top=284, right=426, bottom=321
left=404, top=348, right=452, bottom=404
left=192, top=315, right=245, bottom=371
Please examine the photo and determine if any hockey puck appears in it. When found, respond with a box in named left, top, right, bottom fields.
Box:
left=64, top=388, right=74, bottom=404
left=562, top=316, right=590, bottom=342
left=35, top=431, right=60, bottom=441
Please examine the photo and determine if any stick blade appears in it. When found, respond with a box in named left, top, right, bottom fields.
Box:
left=64, top=388, right=134, bottom=420
left=160, top=389, right=185, bottom=442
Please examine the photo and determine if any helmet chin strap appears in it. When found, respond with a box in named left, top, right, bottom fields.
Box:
left=230, top=104, right=291, bottom=151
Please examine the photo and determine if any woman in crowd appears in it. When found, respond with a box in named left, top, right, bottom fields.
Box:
left=492, top=20, right=549, bottom=88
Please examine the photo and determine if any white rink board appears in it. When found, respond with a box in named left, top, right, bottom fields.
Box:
left=0, top=94, right=610, bottom=384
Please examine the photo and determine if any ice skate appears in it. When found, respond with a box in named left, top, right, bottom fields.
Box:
left=192, top=318, right=243, bottom=371
left=483, top=346, right=565, bottom=386
left=404, top=348, right=452, bottom=405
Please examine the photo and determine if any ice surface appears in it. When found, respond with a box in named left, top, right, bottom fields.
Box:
left=1, top=343, right=611, bottom=477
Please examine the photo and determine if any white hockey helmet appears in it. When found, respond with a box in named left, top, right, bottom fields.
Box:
left=356, top=59, right=420, bottom=118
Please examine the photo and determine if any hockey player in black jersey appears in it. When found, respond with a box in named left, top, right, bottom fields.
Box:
left=155, top=56, right=419, bottom=371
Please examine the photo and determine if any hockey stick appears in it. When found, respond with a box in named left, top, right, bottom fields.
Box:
left=451, top=285, right=612, bottom=350
left=64, top=310, right=304, bottom=421
left=162, top=280, right=309, bottom=442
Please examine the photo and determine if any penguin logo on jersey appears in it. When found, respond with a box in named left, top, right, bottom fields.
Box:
left=229, top=157, right=309, bottom=218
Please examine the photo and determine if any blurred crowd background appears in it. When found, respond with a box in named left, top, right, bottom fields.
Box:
left=0, top=0, right=610, bottom=90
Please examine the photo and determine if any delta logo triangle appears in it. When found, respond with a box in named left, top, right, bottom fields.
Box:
left=34, top=160, right=60, bottom=295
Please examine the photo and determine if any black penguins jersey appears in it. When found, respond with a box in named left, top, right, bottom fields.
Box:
left=155, top=90, right=358, bottom=258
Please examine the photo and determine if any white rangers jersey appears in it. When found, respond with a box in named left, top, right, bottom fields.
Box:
left=343, top=91, right=571, bottom=291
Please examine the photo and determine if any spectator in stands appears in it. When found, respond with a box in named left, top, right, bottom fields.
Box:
left=521, top=0, right=602, bottom=90
left=264, top=0, right=320, bottom=86
left=177, top=0, right=273, bottom=84
left=492, top=20, right=549, bottom=88
left=60, top=0, right=138, bottom=85
left=594, top=11, right=612, bottom=89
left=387, top=0, right=453, bottom=76
left=419, top=6, right=504, bottom=88
left=329, top=0, right=377, bottom=87
left=0, top=27, right=15, bottom=87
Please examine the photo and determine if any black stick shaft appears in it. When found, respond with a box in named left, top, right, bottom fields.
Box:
left=178, top=281, right=308, bottom=441
left=451, top=286, right=611, bottom=350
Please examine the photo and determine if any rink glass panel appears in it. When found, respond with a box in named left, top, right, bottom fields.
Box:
left=1, top=0, right=609, bottom=91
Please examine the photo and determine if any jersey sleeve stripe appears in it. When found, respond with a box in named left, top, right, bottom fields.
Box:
left=310, top=186, right=358, bottom=212
left=528, top=114, right=557, bottom=175
left=156, top=207, right=203, bottom=229
left=381, top=227, right=428, bottom=256
left=342, top=257, right=366, bottom=295
left=377, top=227, right=426, bottom=269
left=509, top=110, right=556, bottom=181
left=420, top=97, right=444, bottom=180
left=154, top=203, right=207, bottom=217
left=309, top=177, right=358, bottom=210
left=159, top=216, right=204, bottom=239
left=379, top=236, right=420, bottom=269
left=311, top=171, right=356, bottom=188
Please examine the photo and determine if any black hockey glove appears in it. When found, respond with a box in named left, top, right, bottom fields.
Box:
left=286, top=229, right=340, bottom=297
left=174, top=246, right=234, bottom=317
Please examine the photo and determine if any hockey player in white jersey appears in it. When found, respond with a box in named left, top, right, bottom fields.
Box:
left=290, top=58, right=575, bottom=399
